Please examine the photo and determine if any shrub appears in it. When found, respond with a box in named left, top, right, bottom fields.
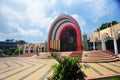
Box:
left=15, top=48, right=22, bottom=55
left=48, top=52, right=85, bottom=80
left=0, top=49, right=2, bottom=56
left=8, top=48, right=16, bottom=55
left=50, top=52, right=62, bottom=63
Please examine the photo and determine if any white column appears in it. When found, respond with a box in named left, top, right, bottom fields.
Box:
left=38, top=48, right=40, bottom=52
left=34, top=47, right=36, bottom=53
left=102, top=40, right=106, bottom=50
left=28, top=46, right=31, bottom=53
left=93, top=42, right=95, bottom=50
left=113, top=38, right=118, bottom=54
left=40, top=48, right=42, bottom=52
left=23, top=46, right=25, bottom=53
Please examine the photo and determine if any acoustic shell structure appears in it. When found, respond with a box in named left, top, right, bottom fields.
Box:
left=48, top=14, right=82, bottom=52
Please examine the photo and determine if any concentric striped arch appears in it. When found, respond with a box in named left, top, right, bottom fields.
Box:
left=48, top=14, right=82, bottom=51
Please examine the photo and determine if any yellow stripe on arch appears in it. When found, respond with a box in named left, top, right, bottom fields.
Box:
left=51, top=19, right=68, bottom=40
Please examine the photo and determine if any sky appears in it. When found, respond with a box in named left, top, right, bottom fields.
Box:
left=0, top=0, right=120, bottom=43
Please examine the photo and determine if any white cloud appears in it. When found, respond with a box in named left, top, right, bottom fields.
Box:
left=62, top=0, right=95, bottom=6
left=24, top=0, right=57, bottom=28
left=71, top=14, right=86, bottom=31
left=0, top=0, right=58, bottom=42
left=62, top=0, right=108, bottom=23
left=8, top=21, right=43, bottom=37
left=0, top=0, right=58, bottom=28
left=1, top=5, right=24, bottom=24
left=0, top=21, right=44, bottom=42
left=87, top=0, right=107, bottom=22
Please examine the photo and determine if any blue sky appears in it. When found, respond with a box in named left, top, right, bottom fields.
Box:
left=0, top=0, right=120, bottom=43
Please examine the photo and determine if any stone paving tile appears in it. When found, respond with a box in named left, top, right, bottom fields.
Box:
left=0, top=57, right=119, bottom=80
left=0, top=62, right=8, bottom=69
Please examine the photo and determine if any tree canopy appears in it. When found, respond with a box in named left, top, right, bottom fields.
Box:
left=96, top=21, right=119, bottom=31
left=16, top=40, right=26, bottom=45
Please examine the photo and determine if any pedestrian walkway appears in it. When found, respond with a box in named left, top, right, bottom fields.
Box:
left=81, top=62, right=120, bottom=79
left=0, top=57, right=119, bottom=80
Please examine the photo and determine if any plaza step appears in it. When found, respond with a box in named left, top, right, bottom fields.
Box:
left=69, top=51, right=82, bottom=62
left=34, top=52, right=51, bottom=59
left=82, top=50, right=119, bottom=63
left=21, top=50, right=120, bottom=63
left=17, top=53, right=35, bottom=57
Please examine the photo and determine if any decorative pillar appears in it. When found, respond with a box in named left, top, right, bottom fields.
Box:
left=113, top=38, right=118, bottom=54
left=23, top=45, right=26, bottom=53
left=82, top=33, right=88, bottom=51
left=40, top=48, right=42, bottom=52
left=28, top=46, right=31, bottom=53
left=102, top=40, right=106, bottom=50
left=93, top=42, right=96, bottom=50
left=38, top=48, right=40, bottom=53
left=34, top=47, right=36, bottom=53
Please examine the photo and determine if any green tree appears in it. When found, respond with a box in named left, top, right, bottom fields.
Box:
left=0, top=49, right=3, bottom=56
left=8, top=48, right=22, bottom=55
left=8, top=48, right=16, bottom=55
left=15, top=48, right=22, bottom=55
left=16, top=40, right=26, bottom=46
left=96, top=21, right=119, bottom=31
left=112, top=21, right=118, bottom=25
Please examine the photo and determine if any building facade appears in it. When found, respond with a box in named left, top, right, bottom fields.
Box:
left=90, top=23, right=120, bottom=54
left=0, top=40, right=17, bottom=54
left=18, top=43, right=47, bottom=54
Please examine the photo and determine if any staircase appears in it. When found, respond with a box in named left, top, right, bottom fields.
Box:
left=17, top=53, right=35, bottom=57
left=17, top=50, right=119, bottom=63
left=34, top=52, right=51, bottom=59
left=69, top=51, right=82, bottom=62
left=82, top=50, right=119, bottom=62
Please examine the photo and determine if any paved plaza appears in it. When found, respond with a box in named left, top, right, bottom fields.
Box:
left=0, top=57, right=120, bottom=80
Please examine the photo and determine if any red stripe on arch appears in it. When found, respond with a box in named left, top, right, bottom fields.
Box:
left=58, top=24, right=82, bottom=51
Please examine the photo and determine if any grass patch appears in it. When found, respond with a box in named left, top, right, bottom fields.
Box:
left=96, top=76, right=120, bottom=80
